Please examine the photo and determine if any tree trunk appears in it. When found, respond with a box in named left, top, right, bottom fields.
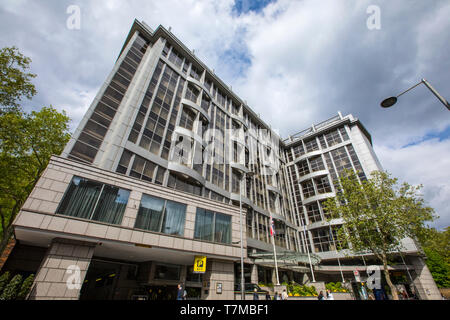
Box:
left=382, top=256, right=399, bottom=300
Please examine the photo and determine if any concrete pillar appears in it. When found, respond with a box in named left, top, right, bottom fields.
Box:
left=288, top=270, right=294, bottom=283
left=28, top=238, right=96, bottom=300
left=409, top=255, right=442, bottom=300
left=250, top=264, right=258, bottom=284
left=201, top=259, right=235, bottom=300
left=313, top=281, right=327, bottom=295
left=302, top=272, right=311, bottom=284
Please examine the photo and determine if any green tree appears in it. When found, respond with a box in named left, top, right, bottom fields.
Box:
left=0, top=46, right=37, bottom=113
left=323, top=170, right=436, bottom=300
left=421, top=227, right=450, bottom=288
left=0, top=274, right=22, bottom=300
left=0, top=107, right=71, bottom=240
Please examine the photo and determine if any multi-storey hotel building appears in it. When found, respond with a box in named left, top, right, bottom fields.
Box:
left=2, top=20, right=441, bottom=300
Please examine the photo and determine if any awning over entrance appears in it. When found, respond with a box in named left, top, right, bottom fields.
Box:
left=249, top=251, right=321, bottom=268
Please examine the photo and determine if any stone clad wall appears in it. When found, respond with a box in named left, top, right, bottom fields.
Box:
left=28, top=238, right=96, bottom=300
left=410, top=255, right=442, bottom=300
left=201, top=259, right=235, bottom=300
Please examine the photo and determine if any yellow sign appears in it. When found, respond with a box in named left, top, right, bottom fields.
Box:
left=193, top=256, right=207, bottom=273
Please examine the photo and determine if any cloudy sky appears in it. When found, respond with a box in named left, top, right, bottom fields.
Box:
left=1, top=0, right=449, bottom=229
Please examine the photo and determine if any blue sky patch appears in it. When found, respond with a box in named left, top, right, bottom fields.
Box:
left=232, top=0, right=277, bottom=15
left=402, top=125, right=450, bottom=148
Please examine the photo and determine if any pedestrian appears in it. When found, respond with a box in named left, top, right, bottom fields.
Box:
left=176, top=283, right=183, bottom=300
left=278, top=292, right=282, bottom=300
left=265, top=292, right=271, bottom=300
left=281, top=289, right=288, bottom=300
left=273, top=291, right=279, bottom=300
left=326, top=289, right=334, bottom=300
left=253, top=288, right=259, bottom=300
left=183, top=287, right=188, bottom=300
left=318, top=291, right=325, bottom=300
left=401, top=288, right=408, bottom=300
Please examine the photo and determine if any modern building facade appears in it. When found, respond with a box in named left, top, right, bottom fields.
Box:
left=3, top=20, right=441, bottom=300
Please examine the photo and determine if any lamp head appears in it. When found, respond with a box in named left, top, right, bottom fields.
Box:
left=380, top=96, right=397, bottom=108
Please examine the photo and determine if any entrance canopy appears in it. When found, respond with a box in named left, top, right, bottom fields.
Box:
left=249, top=251, right=321, bottom=268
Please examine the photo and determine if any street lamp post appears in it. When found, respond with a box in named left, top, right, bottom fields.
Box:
left=239, top=171, right=254, bottom=300
left=381, top=78, right=450, bottom=110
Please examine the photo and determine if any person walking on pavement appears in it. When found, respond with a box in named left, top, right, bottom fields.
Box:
left=281, top=289, right=288, bottom=300
left=326, top=289, right=334, bottom=300
left=318, top=291, right=325, bottom=300
left=253, top=288, right=259, bottom=300
left=176, top=284, right=184, bottom=300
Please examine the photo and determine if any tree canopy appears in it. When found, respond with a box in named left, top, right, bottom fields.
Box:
left=420, top=227, right=450, bottom=288
left=0, top=47, right=37, bottom=113
left=323, top=170, right=437, bottom=299
left=0, top=107, right=71, bottom=240
left=0, top=46, right=71, bottom=241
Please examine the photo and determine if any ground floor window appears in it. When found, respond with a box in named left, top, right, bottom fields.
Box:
left=194, top=208, right=231, bottom=244
left=154, top=263, right=181, bottom=281
left=57, top=176, right=130, bottom=225
left=134, top=194, right=186, bottom=236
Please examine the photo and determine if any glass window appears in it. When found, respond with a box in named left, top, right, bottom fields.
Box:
left=325, top=129, right=342, bottom=147
left=154, top=263, right=181, bottom=280
left=116, top=149, right=133, bottom=174
left=301, top=179, right=315, bottom=198
left=306, top=202, right=322, bottom=224
left=134, top=194, right=165, bottom=232
left=304, top=138, right=319, bottom=153
left=339, top=127, right=349, bottom=141
left=185, top=84, right=200, bottom=104
left=57, top=177, right=130, bottom=225
left=161, top=200, right=186, bottom=236
left=293, top=144, right=305, bottom=158
left=134, top=194, right=186, bottom=236
left=194, top=208, right=232, bottom=244
left=179, top=107, right=197, bottom=131
left=214, top=213, right=231, bottom=243
left=194, top=208, right=214, bottom=241
left=297, top=160, right=310, bottom=177
left=309, top=156, right=325, bottom=172
left=91, top=186, right=130, bottom=225
left=186, top=266, right=202, bottom=282
left=167, top=173, right=202, bottom=196
left=315, top=176, right=332, bottom=194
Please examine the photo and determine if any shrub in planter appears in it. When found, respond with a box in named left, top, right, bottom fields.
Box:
left=326, top=281, right=348, bottom=293
left=0, top=274, right=23, bottom=300
left=18, top=274, right=34, bottom=300
left=0, top=272, right=11, bottom=296
left=287, top=284, right=318, bottom=296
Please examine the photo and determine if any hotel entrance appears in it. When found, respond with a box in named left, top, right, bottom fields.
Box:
left=145, top=285, right=178, bottom=300
left=79, top=259, right=141, bottom=300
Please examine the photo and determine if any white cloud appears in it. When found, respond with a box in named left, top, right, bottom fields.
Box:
left=1, top=0, right=449, bottom=228
left=375, top=138, right=450, bottom=230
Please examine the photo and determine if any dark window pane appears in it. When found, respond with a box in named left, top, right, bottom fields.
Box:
left=91, top=186, right=130, bottom=224
left=161, top=201, right=186, bottom=236
left=134, top=194, right=165, bottom=232
left=194, top=208, right=214, bottom=241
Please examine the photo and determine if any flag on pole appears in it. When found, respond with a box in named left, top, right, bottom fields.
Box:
left=270, top=216, right=275, bottom=236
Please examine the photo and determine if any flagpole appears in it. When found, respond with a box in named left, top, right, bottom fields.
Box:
left=270, top=216, right=280, bottom=285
